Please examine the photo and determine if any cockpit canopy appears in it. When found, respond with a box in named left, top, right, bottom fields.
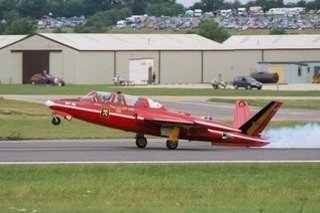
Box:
left=82, top=91, right=163, bottom=109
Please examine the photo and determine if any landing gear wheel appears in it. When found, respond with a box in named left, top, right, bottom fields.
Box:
left=245, top=142, right=250, bottom=148
left=166, top=140, right=178, bottom=150
left=52, top=116, right=61, bottom=126
left=136, top=137, right=147, bottom=148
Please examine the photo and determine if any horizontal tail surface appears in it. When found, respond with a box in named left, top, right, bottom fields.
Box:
left=239, top=101, right=282, bottom=136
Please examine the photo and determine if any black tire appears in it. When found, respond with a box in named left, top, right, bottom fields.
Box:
left=52, top=117, right=61, bottom=126
left=166, top=140, right=178, bottom=150
left=245, top=142, right=250, bottom=148
left=258, top=86, right=262, bottom=90
left=136, top=137, right=147, bottom=148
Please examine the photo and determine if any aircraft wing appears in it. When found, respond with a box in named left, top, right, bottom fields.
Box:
left=138, top=113, right=240, bottom=133
left=194, top=120, right=241, bottom=132
left=137, top=114, right=194, bottom=126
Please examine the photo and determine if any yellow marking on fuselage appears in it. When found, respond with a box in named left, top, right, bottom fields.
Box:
left=100, top=108, right=110, bottom=118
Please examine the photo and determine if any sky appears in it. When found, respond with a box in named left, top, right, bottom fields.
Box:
left=176, top=0, right=200, bottom=7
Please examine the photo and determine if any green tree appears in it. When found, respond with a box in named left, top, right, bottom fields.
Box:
left=82, top=0, right=122, bottom=16
left=75, top=8, right=132, bottom=33
left=123, top=0, right=148, bottom=14
left=0, top=0, right=15, bottom=19
left=3, top=10, right=20, bottom=24
left=15, top=0, right=48, bottom=18
left=198, top=20, right=230, bottom=43
left=46, top=0, right=65, bottom=17
left=63, top=0, right=85, bottom=17
left=193, top=0, right=224, bottom=12
left=146, top=2, right=184, bottom=16
left=5, top=18, right=37, bottom=34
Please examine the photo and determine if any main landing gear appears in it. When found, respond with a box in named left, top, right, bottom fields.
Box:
left=166, top=140, right=178, bottom=150
left=166, top=126, right=180, bottom=150
left=135, top=134, right=179, bottom=150
left=51, top=114, right=61, bottom=126
left=136, top=134, right=147, bottom=148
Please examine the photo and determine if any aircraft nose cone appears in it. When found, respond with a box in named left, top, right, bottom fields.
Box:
left=45, top=100, right=55, bottom=107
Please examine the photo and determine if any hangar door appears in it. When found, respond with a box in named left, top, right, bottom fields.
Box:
left=23, top=51, right=49, bottom=84
left=129, top=59, right=154, bottom=84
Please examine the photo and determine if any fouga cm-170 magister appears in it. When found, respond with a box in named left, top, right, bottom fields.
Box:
left=46, top=91, right=282, bottom=150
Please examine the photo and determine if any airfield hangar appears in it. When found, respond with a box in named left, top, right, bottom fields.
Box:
left=0, top=33, right=232, bottom=85
left=0, top=33, right=320, bottom=85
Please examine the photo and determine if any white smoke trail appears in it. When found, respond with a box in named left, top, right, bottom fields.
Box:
left=263, top=123, right=320, bottom=148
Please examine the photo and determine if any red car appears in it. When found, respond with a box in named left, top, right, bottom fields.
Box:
left=30, top=74, right=65, bottom=86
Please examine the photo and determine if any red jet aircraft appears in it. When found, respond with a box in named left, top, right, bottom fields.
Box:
left=46, top=91, right=282, bottom=150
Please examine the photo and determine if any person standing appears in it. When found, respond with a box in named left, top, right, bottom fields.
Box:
left=152, top=72, right=156, bottom=84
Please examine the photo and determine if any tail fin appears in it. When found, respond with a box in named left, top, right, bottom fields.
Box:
left=233, top=100, right=252, bottom=129
left=239, top=101, right=282, bottom=136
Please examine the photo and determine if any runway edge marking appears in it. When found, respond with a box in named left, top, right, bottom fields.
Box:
left=1, top=160, right=320, bottom=165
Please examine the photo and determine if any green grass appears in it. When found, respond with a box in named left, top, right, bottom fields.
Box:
left=0, top=164, right=319, bottom=212
left=1, top=84, right=320, bottom=96
left=0, top=98, right=318, bottom=140
left=210, top=98, right=320, bottom=110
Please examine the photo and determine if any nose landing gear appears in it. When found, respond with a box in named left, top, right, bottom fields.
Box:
left=51, top=114, right=61, bottom=126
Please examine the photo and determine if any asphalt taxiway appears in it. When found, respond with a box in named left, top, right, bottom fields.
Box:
left=0, top=139, right=319, bottom=164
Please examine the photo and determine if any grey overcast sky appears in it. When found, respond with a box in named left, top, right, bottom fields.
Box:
left=176, top=0, right=200, bottom=7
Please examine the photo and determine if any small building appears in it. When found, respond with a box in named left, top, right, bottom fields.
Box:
left=257, top=62, right=317, bottom=83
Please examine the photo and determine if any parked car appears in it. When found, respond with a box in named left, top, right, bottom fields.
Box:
left=30, top=74, right=65, bottom=86
left=233, top=76, right=263, bottom=90
left=250, top=71, right=279, bottom=83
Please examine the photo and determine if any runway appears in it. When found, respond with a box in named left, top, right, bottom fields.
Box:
left=0, top=139, right=319, bottom=164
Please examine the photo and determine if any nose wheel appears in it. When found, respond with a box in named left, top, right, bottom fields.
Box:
left=52, top=115, right=61, bottom=126
left=166, top=140, right=178, bottom=150
left=136, top=135, right=147, bottom=148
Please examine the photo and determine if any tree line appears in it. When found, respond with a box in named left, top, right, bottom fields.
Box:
left=0, top=0, right=185, bottom=34
left=0, top=0, right=184, bottom=19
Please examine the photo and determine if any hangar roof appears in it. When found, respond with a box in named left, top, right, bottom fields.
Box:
left=0, top=35, right=27, bottom=49
left=223, top=35, right=320, bottom=50
left=38, top=33, right=228, bottom=51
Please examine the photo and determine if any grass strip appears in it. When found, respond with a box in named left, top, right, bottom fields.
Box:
left=0, top=164, right=319, bottom=212
left=1, top=84, right=320, bottom=96
left=210, top=98, right=320, bottom=110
